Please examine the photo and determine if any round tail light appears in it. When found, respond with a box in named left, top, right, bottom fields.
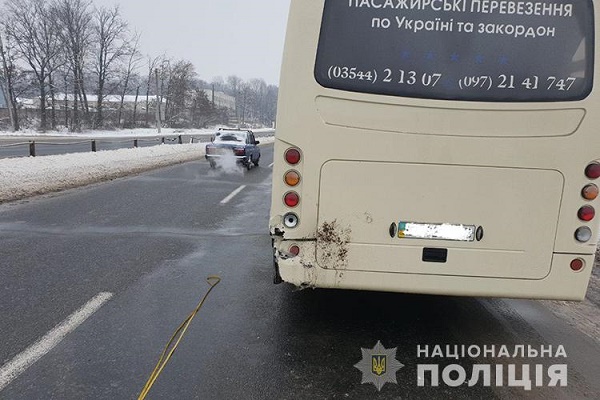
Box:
left=284, top=170, right=301, bottom=187
left=284, top=192, right=300, bottom=208
left=570, top=258, right=585, bottom=272
left=575, top=227, right=592, bottom=243
left=285, top=148, right=301, bottom=165
left=582, top=184, right=599, bottom=201
left=283, top=213, right=299, bottom=228
left=289, top=245, right=300, bottom=257
left=578, top=206, right=595, bottom=222
left=585, top=163, right=600, bottom=179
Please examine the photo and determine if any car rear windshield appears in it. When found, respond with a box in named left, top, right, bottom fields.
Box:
left=215, top=133, right=245, bottom=142
left=314, top=0, right=595, bottom=102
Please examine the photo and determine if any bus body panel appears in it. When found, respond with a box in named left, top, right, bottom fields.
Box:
left=317, top=161, right=563, bottom=279
left=275, top=247, right=593, bottom=301
left=316, top=96, right=586, bottom=138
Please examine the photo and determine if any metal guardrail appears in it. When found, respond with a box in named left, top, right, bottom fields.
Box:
left=0, top=141, right=31, bottom=148
left=0, top=130, right=275, bottom=159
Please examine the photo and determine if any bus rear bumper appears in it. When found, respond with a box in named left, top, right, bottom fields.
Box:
left=276, top=247, right=594, bottom=301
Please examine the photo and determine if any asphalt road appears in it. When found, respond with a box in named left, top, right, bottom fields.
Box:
left=0, top=145, right=599, bottom=399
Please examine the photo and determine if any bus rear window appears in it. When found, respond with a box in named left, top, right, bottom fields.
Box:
left=314, top=0, right=594, bottom=102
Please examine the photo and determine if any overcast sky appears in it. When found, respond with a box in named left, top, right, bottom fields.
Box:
left=93, top=0, right=291, bottom=85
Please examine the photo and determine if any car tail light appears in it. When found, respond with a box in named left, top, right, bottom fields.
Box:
left=285, top=148, right=301, bottom=165
left=578, top=206, right=595, bottom=222
left=585, top=163, right=600, bottom=179
left=284, top=171, right=301, bottom=187
left=284, top=192, right=300, bottom=208
left=206, top=146, right=214, bottom=154
left=234, top=148, right=245, bottom=156
left=283, top=213, right=299, bottom=228
left=575, top=227, right=592, bottom=243
left=582, top=184, right=599, bottom=201
left=289, top=245, right=300, bottom=257
left=570, top=258, right=585, bottom=272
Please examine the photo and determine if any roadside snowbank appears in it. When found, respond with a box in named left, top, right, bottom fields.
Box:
left=0, top=137, right=275, bottom=203
left=0, top=127, right=275, bottom=139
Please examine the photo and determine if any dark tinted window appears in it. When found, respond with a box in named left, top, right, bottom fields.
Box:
left=216, top=134, right=244, bottom=142
left=315, top=0, right=594, bottom=102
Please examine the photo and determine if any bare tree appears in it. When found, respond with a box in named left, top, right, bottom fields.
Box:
left=116, top=32, right=141, bottom=127
left=226, top=75, right=242, bottom=123
left=238, top=82, right=252, bottom=126
left=92, top=4, right=128, bottom=128
left=132, top=83, right=140, bottom=127
left=248, top=78, right=268, bottom=124
left=265, top=84, right=278, bottom=126
left=159, top=59, right=171, bottom=123
left=55, top=56, right=74, bottom=128
left=0, top=31, right=19, bottom=131
left=47, top=58, right=64, bottom=130
left=5, top=0, right=62, bottom=131
left=52, top=0, right=93, bottom=131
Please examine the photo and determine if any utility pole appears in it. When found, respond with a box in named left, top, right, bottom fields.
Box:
left=211, top=84, right=215, bottom=107
left=155, top=68, right=161, bottom=134
left=241, top=90, right=246, bottom=126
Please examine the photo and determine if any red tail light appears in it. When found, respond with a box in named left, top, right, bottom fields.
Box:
left=284, top=192, right=300, bottom=208
left=578, top=206, right=595, bottom=222
left=285, top=148, right=301, bottom=165
left=234, top=148, right=245, bottom=156
left=585, top=163, right=600, bottom=179
left=570, top=258, right=585, bottom=272
left=206, top=146, right=214, bottom=154
left=289, top=245, right=300, bottom=257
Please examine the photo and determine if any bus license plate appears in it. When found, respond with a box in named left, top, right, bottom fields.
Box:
left=398, top=221, right=476, bottom=242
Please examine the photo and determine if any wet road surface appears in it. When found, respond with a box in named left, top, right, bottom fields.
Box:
left=0, top=144, right=599, bottom=399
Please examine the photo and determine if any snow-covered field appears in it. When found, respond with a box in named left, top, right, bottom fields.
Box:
left=0, top=127, right=275, bottom=138
left=0, top=137, right=275, bottom=203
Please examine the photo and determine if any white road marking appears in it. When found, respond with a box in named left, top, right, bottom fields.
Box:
left=268, top=162, right=274, bottom=168
left=220, top=185, right=247, bottom=205
left=0, top=292, right=113, bottom=392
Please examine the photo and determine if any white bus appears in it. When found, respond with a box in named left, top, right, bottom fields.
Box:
left=270, top=0, right=599, bottom=300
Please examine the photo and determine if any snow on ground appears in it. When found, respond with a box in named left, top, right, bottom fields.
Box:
left=0, top=127, right=275, bottom=138
left=0, top=137, right=275, bottom=203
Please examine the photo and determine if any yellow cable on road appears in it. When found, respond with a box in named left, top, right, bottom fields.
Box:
left=138, top=276, right=222, bottom=400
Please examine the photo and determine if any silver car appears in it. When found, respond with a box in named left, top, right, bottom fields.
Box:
left=205, top=129, right=261, bottom=170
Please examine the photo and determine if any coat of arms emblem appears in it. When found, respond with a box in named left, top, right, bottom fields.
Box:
left=354, top=341, right=404, bottom=391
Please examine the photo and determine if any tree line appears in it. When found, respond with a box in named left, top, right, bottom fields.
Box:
left=0, top=0, right=278, bottom=132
